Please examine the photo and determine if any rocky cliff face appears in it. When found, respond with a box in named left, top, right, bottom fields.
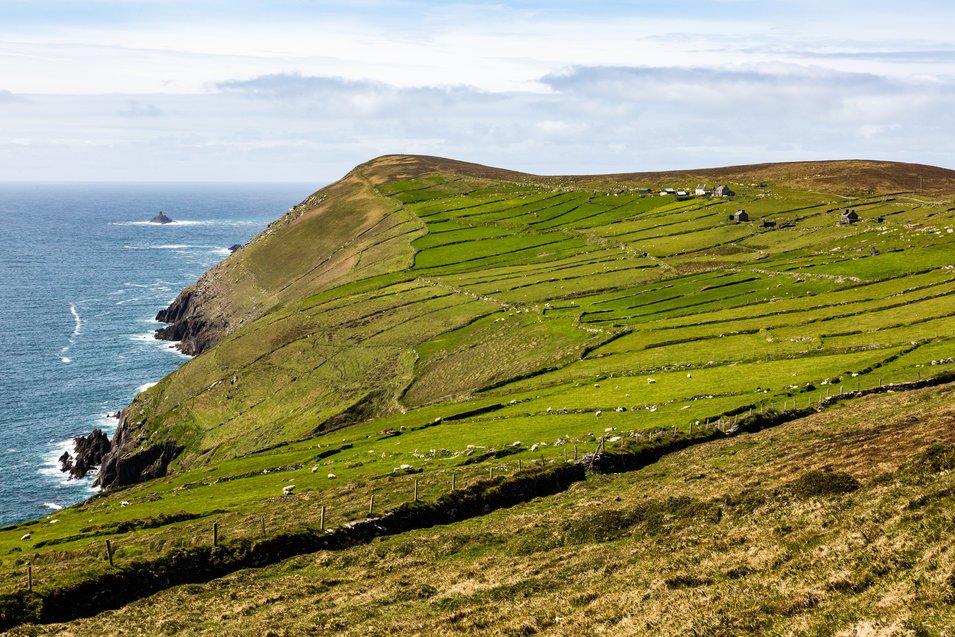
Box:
left=94, top=410, right=184, bottom=490
left=154, top=288, right=223, bottom=356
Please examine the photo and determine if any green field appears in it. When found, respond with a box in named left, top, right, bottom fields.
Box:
left=1, top=155, right=954, bottom=633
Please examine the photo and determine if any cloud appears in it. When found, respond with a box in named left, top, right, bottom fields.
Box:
left=0, top=89, right=25, bottom=103
left=216, top=73, right=501, bottom=118
left=116, top=99, right=164, bottom=117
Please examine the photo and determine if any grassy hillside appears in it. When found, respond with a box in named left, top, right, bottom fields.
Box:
left=1, top=155, right=954, bottom=633
left=100, top=155, right=955, bottom=487
left=6, top=378, right=955, bottom=635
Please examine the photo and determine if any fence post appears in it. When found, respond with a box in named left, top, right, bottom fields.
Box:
left=518, top=459, right=522, bottom=471
left=320, top=505, right=326, bottom=531
left=213, top=522, right=219, bottom=547
left=27, top=563, right=32, bottom=592
left=488, top=467, right=493, bottom=479
left=573, top=445, right=578, bottom=461
left=413, top=479, right=418, bottom=502
left=451, top=472, right=456, bottom=493
left=369, top=494, right=375, bottom=515
left=260, top=516, right=266, bottom=536
left=105, top=539, right=113, bottom=566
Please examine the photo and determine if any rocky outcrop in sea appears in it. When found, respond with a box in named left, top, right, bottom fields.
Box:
left=58, top=429, right=111, bottom=480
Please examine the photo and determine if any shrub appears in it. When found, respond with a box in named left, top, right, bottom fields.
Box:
left=790, top=469, right=859, bottom=497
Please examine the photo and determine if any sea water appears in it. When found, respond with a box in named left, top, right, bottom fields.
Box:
left=0, top=182, right=314, bottom=526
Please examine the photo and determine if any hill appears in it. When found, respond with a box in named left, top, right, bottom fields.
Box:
left=1, top=155, right=954, bottom=633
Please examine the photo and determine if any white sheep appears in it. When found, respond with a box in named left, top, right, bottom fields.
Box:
left=20, top=533, right=30, bottom=540
left=120, top=500, right=130, bottom=507
left=595, top=410, right=602, bottom=416
left=327, top=473, right=337, bottom=479
left=311, top=466, right=319, bottom=473
left=647, top=378, right=656, bottom=384
left=283, top=485, right=295, bottom=496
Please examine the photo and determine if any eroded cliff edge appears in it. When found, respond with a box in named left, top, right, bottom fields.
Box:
left=96, top=156, right=433, bottom=489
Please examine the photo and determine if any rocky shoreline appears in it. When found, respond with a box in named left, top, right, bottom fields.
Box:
left=57, top=428, right=111, bottom=481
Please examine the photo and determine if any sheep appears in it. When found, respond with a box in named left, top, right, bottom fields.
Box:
left=327, top=473, right=337, bottom=479
left=283, top=485, right=296, bottom=496
left=20, top=533, right=30, bottom=540
left=311, top=466, right=319, bottom=473
left=647, top=378, right=656, bottom=384
left=120, top=500, right=130, bottom=507
left=595, top=410, right=602, bottom=416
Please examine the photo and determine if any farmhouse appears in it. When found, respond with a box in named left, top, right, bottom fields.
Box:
left=695, top=184, right=711, bottom=196
left=841, top=209, right=860, bottom=224
left=729, top=209, right=749, bottom=223
left=713, top=185, right=735, bottom=197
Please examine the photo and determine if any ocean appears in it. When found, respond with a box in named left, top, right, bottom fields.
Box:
left=0, top=182, right=314, bottom=527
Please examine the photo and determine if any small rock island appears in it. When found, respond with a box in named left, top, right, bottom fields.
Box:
left=149, top=211, right=174, bottom=224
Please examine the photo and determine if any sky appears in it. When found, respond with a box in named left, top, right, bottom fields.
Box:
left=1, top=0, right=954, bottom=182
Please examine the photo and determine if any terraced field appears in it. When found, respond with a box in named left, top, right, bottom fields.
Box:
left=1, top=155, right=953, bottom=632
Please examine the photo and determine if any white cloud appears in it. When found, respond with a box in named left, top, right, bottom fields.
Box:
left=2, top=3, right=954, bottom=180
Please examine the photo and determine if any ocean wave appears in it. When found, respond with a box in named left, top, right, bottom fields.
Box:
left=112, top=219, right=260, bottom=227
left=70, top=303, right=82, bottom=337
left=136, top=382, right=158, bottom=393
left=44, top=502, right=63, bottom=510
left=59, top=303, right=82, bottom=362
left=37, top=438, right=87, bottom=487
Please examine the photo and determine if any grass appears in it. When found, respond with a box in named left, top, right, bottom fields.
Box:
left=2, top=154, right=954, bottom=633
left=7, top=379, right=954, bottom=636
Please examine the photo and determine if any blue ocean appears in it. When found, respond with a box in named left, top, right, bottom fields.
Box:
left=0, top=182, right=314, bottom=526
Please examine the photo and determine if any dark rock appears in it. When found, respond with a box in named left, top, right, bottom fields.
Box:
left=95, top=440, right=183, bottom=490
left=228, top=244, right=242, bottom=253
left=149, top=212, right=174, bottom=224
left=154, top=288, right=221, bottom=355
left=58, top=451, right=73, bottom=473
left=67, top=429, right=111, bottom=480
left=94, top=412, right=183, bottom=490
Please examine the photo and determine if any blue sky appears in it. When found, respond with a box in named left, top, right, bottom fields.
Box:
left=1, top=1, right=954, bottom=181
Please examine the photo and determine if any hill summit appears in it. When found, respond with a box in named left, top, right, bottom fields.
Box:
left=2, top=155, right=954, bottom=634
left=94, top=155, right=955, bottom=488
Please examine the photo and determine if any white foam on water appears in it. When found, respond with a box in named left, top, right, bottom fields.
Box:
left=59, top=302, right=83, bottom=362
left=38, top=438, right=83, bottom=487
left=112, top=219, right=259, bottom=227
left=44, top=502, right=63, bottom=510
left=69, top=303, right=82, bottom=337
left=136, top=382, right=158, bottom=393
